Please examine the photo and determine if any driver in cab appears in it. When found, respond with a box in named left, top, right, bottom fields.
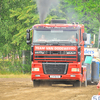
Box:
left=38, top=35, right=46, bottom=41
left=71, top=35, right=78, bottom=42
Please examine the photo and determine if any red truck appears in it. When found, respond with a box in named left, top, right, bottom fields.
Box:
left=26, top=19, right=87, bottom=87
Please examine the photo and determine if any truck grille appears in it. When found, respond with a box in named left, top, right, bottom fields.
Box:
left=35, top=55, right=76, bottom=62
left=43, top=63, right=68, bottom=74
left=34, top=51, right=77, bottom=62
left=35, top=51, right=76, bottom=54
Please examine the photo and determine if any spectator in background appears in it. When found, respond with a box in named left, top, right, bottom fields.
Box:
left=97, top=81, right=100, bottom=95
left=97, top=81, right=100, bottom=89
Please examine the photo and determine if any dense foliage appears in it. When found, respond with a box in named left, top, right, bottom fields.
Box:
left=0, top=0, right=100, bottom=73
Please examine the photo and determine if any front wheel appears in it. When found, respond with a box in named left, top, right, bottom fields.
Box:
left=33, top=80, right=40, bottom=87
left=73, top=80, right=81, bottom=87
left=40, top=81, right=52, bottom=87
left=84, top=74, right=87, bottom=87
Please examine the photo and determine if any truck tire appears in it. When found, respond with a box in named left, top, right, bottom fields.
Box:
left=33, top=80, right=40, bottom=87
left=40, top=81, right=52, bottom=87
left=73, top=80, right=81, bottom=87
left=84, top=74, right=87, bottom=87
left=84, top=79, right=87, bottom=87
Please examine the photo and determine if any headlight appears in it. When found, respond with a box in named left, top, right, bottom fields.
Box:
left=32, top=68, right=39, bottom=71
left=71, top=68, right=79, bottom=72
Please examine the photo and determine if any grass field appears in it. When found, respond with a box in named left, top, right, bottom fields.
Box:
left=0, top=74, right=31, bottom=78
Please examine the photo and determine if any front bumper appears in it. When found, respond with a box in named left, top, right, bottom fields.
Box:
left=31, top=73, right=82, bottom=81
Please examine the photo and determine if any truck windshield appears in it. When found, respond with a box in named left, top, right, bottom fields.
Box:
left=33, top=30, right=79, bottom=44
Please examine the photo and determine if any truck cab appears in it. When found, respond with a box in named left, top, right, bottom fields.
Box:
left=27, top=20, right=87, bottom=87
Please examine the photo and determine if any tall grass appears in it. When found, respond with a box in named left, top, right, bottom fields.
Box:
left=0, top=73, right=31, bottom=78
left=0, top=59, right=31, bottom=74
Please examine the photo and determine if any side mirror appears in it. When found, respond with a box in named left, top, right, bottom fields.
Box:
left=26, top=29, right=31, bottom=45
left=83, top=33, right=87, bottom=41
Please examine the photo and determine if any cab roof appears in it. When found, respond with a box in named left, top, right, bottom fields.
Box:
left=33, top=24, right=84, bottom=28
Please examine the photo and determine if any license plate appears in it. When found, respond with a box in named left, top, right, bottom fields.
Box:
left=50, top=75, right=61, bottom=78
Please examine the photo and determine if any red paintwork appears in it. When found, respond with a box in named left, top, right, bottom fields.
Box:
left=33, top=46, right=78, bottom=63
left=31, top=23, right=86, bottom=83
left=33, top=24, right=83, bottom=28
left=35, top=46, right=77, bottom=51
left=31, top=62, right=82, bottom=81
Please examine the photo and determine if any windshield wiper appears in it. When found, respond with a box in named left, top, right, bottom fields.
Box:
left=33, top=41, right=78, bottom=46
left=56, top=41, right=78, bottom=46
left=33, top=41, right=59, bottom=45
left=49, top=41, right=60, bottom=45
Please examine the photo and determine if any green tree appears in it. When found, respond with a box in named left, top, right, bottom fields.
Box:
left=1, top=0, right=100, bottom=52
left=65, top=0, right=100, bottom=47
left=10, top=0, right=39, bottom=50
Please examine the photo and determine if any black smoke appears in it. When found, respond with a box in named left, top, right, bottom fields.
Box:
left=36, top=0, right=59, bottom=24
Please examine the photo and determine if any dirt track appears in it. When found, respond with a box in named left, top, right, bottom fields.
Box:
left=0, top=78, right=99, bottom=100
